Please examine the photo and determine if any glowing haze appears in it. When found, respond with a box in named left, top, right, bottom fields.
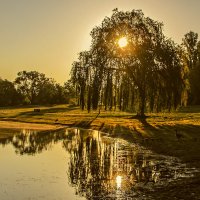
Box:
left=118, top=37, right=128, bottom=48
left=0, top=0, right=200, bottom=84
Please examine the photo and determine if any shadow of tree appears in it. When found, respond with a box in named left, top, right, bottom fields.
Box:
left=1, top=105, right=78, bottom=119
left=73, top=111, right=101, bottom=128
left=73, top=115, right=200, bottom=169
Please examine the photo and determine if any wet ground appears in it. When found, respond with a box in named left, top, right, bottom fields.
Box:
left=0, top=128, right=199, bottom=199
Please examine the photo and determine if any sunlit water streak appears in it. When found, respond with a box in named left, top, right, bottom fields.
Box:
left=0, top=128, right=199, bottom=200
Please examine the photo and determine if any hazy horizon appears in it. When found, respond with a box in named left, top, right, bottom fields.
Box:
left=1, top=0, right=200, bottom=84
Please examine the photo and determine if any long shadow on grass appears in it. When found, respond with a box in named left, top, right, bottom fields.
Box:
left=73, top=111, right=101, bottom=128
left=74, top=114, right=200, bottom=168
left=125, top=122, right=200, bottom=168
left=0, top=104, right=78, bottom=119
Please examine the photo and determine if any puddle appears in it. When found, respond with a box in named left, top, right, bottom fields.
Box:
left=0, top=128, right=199, bottom=199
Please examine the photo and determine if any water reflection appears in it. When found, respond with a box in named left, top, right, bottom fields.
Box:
left=63, top=129, right=199, bottom=199
left=0, top=128, right=199, bottom=199
left=116, top=175, right=122, bottom=188
left=0, top=128, right=68, bottom=155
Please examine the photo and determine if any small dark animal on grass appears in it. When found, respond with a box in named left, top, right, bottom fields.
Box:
left=55, top=119, right=58, bottom=122
left=34, top=108, right=40, bottom=112
left=175, top=129, right=184, bottom=140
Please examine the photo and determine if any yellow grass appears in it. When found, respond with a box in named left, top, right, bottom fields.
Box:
left=0, top=104, right=200, bottom=136
left=0, top=104, right=200, bottom=166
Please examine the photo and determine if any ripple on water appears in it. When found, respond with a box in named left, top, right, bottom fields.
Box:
left=0, top=128, right=199, bottom=200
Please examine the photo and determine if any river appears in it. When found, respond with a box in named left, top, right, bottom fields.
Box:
left=0, top=128, right=199, bottom=199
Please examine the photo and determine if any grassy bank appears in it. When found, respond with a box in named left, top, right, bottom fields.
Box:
left=1, top=104, right=200, bottom=198
left=0, top=104, right=200, bottom=166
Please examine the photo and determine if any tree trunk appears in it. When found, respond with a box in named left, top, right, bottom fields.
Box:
left=138, top=87, right=146, bottom=117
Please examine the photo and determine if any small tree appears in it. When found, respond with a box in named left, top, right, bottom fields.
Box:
left=0, top=78, right=22, bottom=106
left=15, top=71, right=48, bottom=104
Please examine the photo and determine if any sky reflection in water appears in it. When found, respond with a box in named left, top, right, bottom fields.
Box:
left=0, top=128, right=198, bottom=200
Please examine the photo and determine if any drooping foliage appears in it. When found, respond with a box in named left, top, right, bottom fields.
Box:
left=70, top=9, right=185, bottom=115
left=182, top=31, right=200, bottom=104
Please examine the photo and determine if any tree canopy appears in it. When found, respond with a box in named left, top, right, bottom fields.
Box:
left=0, top=78, right=22, bottom=106
left=70, top=9, right=187, bottom=116
left=0, top=71, right=70, bottom=107
left=182, top=31, right=200, bottom=104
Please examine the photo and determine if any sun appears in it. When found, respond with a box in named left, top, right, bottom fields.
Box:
left=118, top=37, right=128, bottom=48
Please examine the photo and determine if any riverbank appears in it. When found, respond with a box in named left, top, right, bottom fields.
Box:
left=1, top=104, right=200, bottom=198
left=0, top=120, right=63, bottom=139
left=0, top=104, right=200, bottom=164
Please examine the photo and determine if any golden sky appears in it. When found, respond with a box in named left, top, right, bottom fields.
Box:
left=0, top=0, right=200, bottom=84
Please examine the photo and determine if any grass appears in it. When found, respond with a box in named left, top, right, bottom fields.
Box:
left=0, top=104, right=200, bottom=166
left=0, top=104, right=200, bottom=197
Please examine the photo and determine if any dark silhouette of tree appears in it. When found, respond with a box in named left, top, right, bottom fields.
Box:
left=36, top=79, right=57, bottom=104
left=14, top=70, right=67, bottom=105
left=183, top=31, right=198, bottom=70
left=191, top=41, right=200, bottom=104
left=54, top=83, right=68, bottom=104
left=64, top=80, right=76, bottom=100
left=15, top=71, right=48, bottom=104
left=154, top=39, right=183, bottom=111
left=70, top=51, right=92, bottom=110
left=70, top=9, right=184, bottom=116
left=0, top=78, right=22, bottom=106
left=182, top=31, right=200, bottom=104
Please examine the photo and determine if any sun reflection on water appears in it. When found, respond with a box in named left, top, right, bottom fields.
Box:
left=0, top=128, right=199, bottom=199
left=116, top=175, right=122, bottom=188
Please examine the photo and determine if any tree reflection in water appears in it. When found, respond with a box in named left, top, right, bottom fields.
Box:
left=0, top=128, right=198, bottom=199
left=0, top=128, right=68, bottom=155
left=63, top=129, right=188, bottom=199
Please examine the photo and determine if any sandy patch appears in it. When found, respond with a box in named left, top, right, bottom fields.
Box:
left=0, top=120, right=61, bottom=131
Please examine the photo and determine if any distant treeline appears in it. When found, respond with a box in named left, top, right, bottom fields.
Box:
left=0, top=71, right=75, bottom=107
left=70, top=9, right=200, bottom=116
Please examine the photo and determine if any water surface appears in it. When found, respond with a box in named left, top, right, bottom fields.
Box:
left=0, top=128, right=199, bottom=199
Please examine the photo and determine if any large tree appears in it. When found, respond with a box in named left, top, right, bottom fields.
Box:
left=71, top=9, right=184, bottom=116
